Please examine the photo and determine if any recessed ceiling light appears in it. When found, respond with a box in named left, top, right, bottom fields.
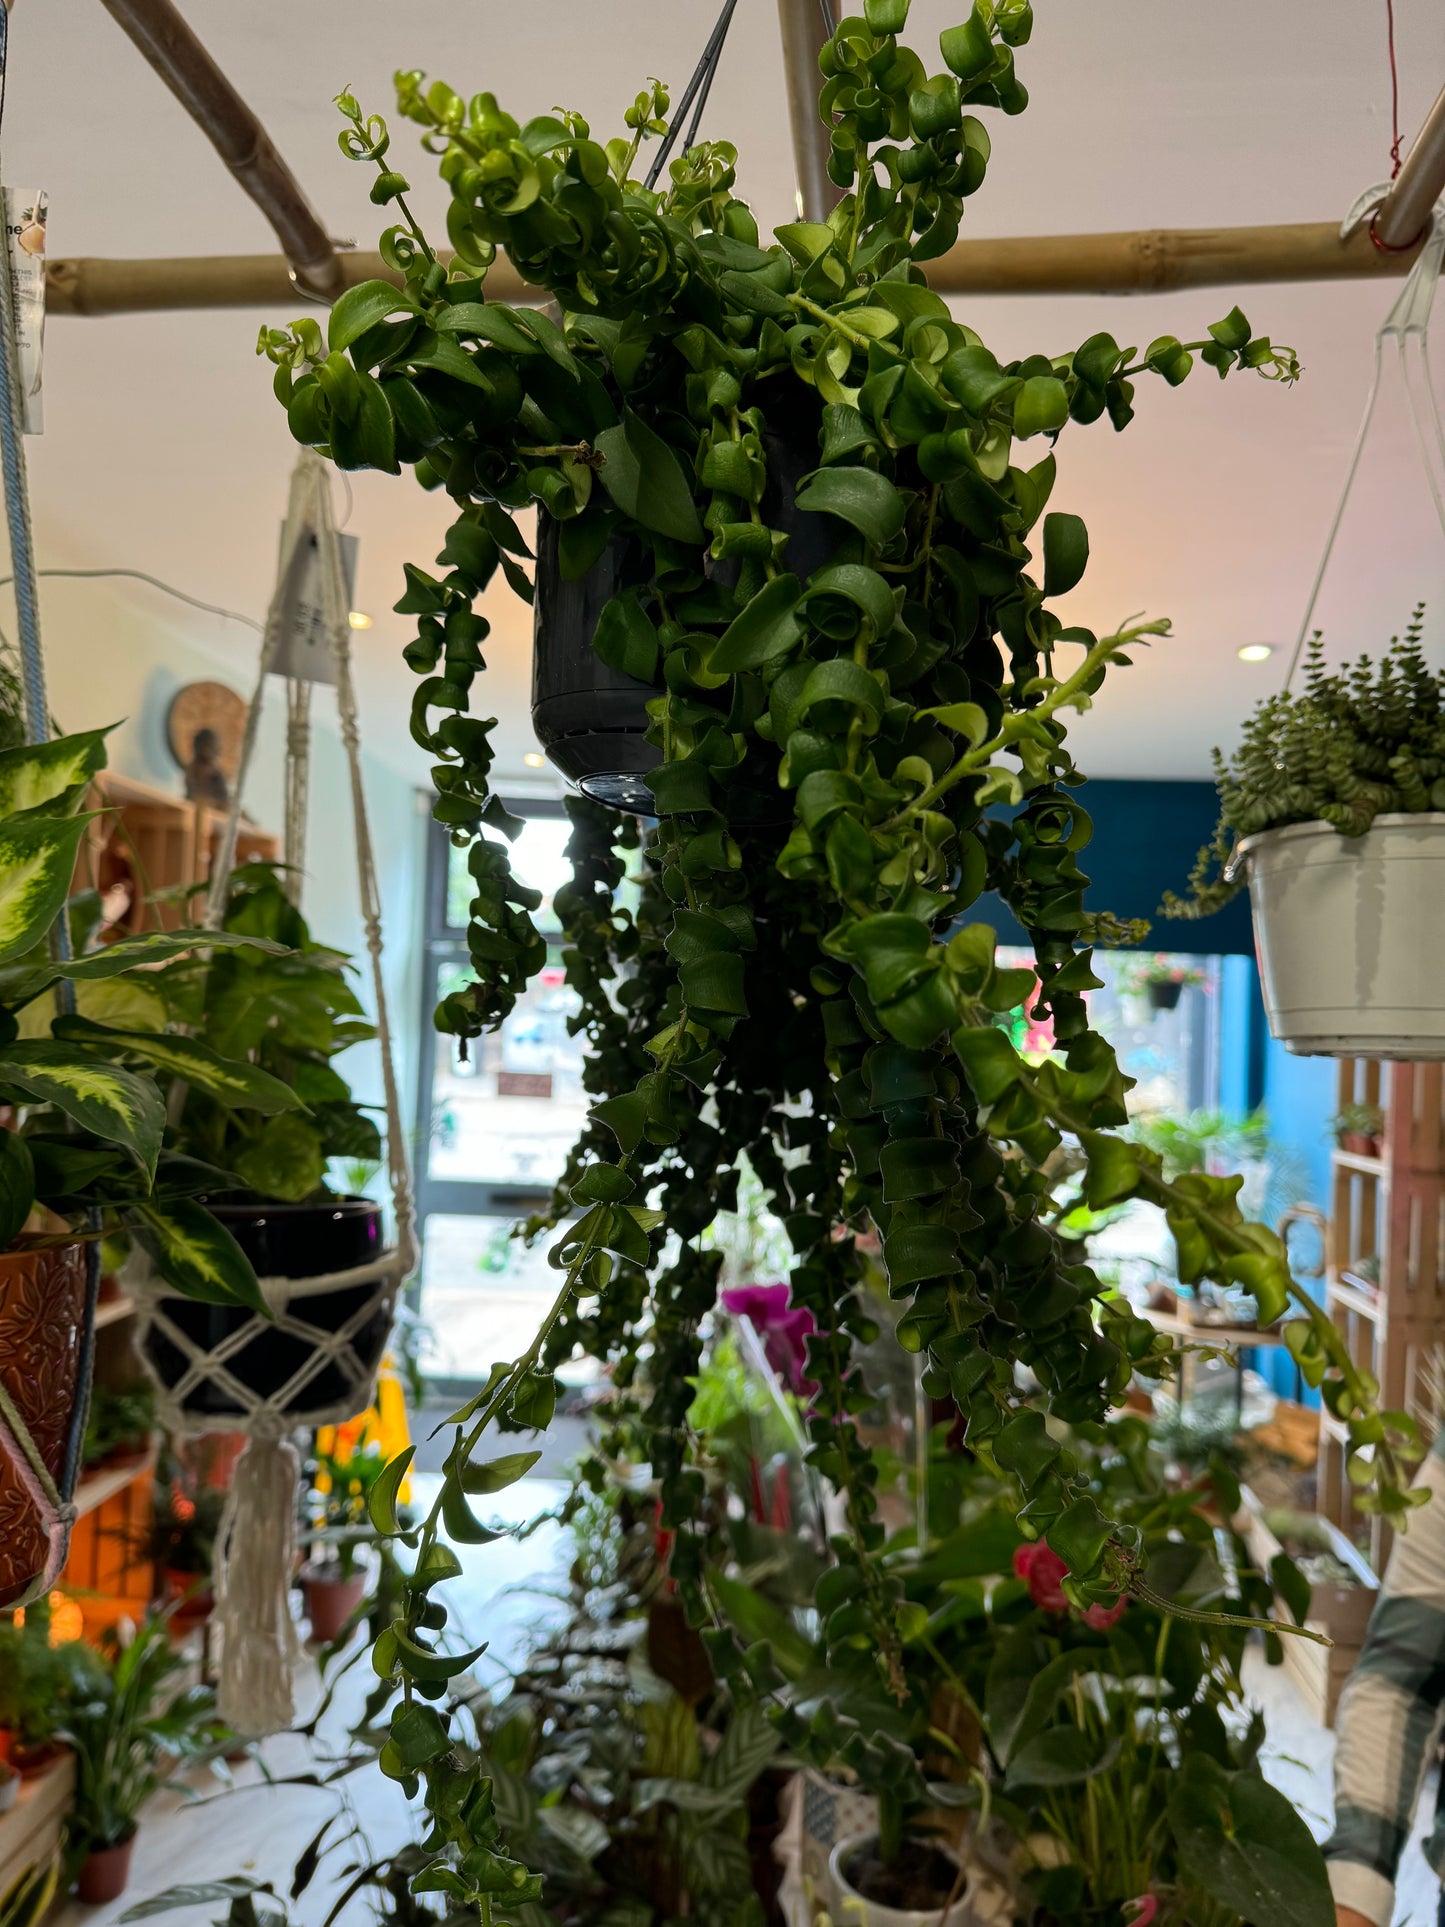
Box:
left=523, top=751, right=546, bottom=768
left=1237, top=644, right=1273, bottom=663
left=348, top=610, right=373, bottom=630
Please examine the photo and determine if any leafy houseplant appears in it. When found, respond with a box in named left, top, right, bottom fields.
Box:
left=1165, top=613, right=1445, bottom=1054
left=258, top=3, right=1399, bottom=1919
left=136, top=860, right=394, bottom=1425
left=81, top=1382, right=156, bottom=1471
left=162, top=861, right=381, bottom=1206
left=61, top=1613, right=229, bottom=1904
left=1330, top=1100, right=1385, bottom=1158
left=0, top=731, right=287, bottom=1607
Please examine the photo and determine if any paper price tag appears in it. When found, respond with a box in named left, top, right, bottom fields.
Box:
left=5, top=189, right=46, bottom=436
left=270, top=528, right=359, bottom=684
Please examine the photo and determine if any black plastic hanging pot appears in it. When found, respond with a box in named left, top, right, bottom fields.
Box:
left=532, top=403, right=832, bottom=815
left=139, top=1196, right=391, bottom=1423
left=1147, top=980, right=1184, bottom=1013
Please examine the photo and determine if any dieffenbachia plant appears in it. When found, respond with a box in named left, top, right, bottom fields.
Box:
left=259, top=0, right=1411, bottom=1908
left=0, top=729, right=295, bottom=1311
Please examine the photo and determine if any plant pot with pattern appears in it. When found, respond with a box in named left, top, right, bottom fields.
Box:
left=1168, top=610, right=1445, bottom=1056
left=138, top=862, right=395, bottom=1423
left=0, top=731, right=279, bottom=1612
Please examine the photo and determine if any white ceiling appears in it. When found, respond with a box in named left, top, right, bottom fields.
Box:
left=8, top=0, right=1445, bottom=791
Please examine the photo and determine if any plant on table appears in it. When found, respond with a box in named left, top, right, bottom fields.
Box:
left=256, top=1, right=1390, bottom=1918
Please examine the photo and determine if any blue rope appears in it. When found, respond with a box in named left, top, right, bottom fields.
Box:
left=0, top=10, right=96, bottom=1518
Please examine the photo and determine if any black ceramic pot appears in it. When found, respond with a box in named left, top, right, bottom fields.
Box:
left=141, top=1196, right=391, bottom=1422
left=1147, top=979, right=1184, bottom=1012
left=532, top=402, right=831, bottom=816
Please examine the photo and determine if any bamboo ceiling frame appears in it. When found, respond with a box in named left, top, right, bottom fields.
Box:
left=40, top=220, right=1433, bottom=317
left=48, top=1, right=1445, bottom=315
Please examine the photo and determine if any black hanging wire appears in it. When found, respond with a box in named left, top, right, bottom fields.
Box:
left=645, top=0, right=739, bottom=189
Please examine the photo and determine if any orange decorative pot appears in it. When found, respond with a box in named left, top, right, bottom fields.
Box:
left=0, top=1240, right=87, bottom=1609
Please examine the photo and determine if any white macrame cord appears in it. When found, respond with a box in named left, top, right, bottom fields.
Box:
left=139, top=449, right=417, bottom=1735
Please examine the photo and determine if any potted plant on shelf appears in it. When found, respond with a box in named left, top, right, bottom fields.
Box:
left=81, top=1383, right=157, bottom=1474
left=0, top=1598, right=107, bottom=1781
left=255, top=3, right=1401, bottom=1919
left=1119, top=954, right=1203, bottom=1016
left=1165, top=609, right=1445, bottom=1055
left=61, top=1613, right=228, bottom=1905
left=1330, top=1101, right=1385, bottom=1160
left=147, top=1466, right=228, bottom=1631
left=298, top=1434, right=388, bottom=1643
left=137, top=859, right=391, bottom=1423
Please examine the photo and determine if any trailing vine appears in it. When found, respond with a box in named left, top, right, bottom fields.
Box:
left=259, top=0, right=1419, bottom=1906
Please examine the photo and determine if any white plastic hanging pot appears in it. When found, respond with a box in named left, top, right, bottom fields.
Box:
left=1243, top=812, right=1445, bottom=1056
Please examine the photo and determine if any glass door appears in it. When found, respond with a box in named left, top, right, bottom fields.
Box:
left=412, top=806, right=590, bottom=1392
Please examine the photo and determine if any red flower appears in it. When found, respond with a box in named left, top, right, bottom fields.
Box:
left=1083, top=1598, right=1127, bottom=1631
left=1013, top=1540, right=1069, bottom=1612
left=1013, top=1541, right=1128, bottom=1630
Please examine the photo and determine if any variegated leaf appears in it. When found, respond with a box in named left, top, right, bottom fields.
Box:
left=0, top=813, right=93, bottom=964
left=15, top=974, right=169, bottom=1040
left=1, top=927, right=288, bottom=1007
left=0, top=729, right=110, bottom=819
left=130, top=1197, right=268, bottom=1313
left=0, top=1041, right=164, bottom=1178
left=53, top=1015, right=302, bottom=1115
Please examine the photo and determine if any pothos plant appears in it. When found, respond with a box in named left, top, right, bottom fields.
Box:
left=260, top=0, right=1414, bottom=1912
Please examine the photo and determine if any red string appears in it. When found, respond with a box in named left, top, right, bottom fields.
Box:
left=1386, top=0, right=1404, bottom=178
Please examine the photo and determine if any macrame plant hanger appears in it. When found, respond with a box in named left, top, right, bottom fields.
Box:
left=134, top=447, right=416, bottom=1733
left=1283, top=181, right=1445, bottom=689
left=0, top=3, right=103, bottom=1611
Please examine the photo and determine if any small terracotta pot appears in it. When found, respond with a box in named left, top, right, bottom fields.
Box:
left=301, top=1566, right=366, bottom=1644
left=11, top=1740, right=63, bottom=1780
left=77, top=1834, right=136, bottom=1905
left=1341, top=1133, right=1376, bottom=1157
left=163, top=1569, right=214, bottom=1631
left=0, top=1240, right=88, bottom=1609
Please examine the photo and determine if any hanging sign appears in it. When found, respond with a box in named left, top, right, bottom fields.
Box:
left=270, top=526, right=358, bottom=684
left=4, top=189, right=45, bottom=435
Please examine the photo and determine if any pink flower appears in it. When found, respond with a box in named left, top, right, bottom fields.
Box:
left=1012, top=1541, right=1129, bottom=1630
left=1013, top=1540, right=1069, bottom=1613
left=720, top=1284, right=819, bottom=1398
left=1083, top=1597, right=1128, bottom=1631
left=1124, top=1898, right=1158, bottom=1926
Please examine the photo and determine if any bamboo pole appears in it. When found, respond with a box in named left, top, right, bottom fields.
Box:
left=97, top=0, right=342, bottom=301
left=43, top=219, right=1424, bottom=318
left=776, top=0, right=841, bottom=223
left=1375, top=81, right=1445, bottom=249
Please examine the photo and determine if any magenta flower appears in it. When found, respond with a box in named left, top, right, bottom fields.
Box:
left=1123, top=1898, right=1158, bottom=1926
left=720, top=1283, right=819, bottom=1398
left=1083, top=1597, right=1128, bottom=1631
